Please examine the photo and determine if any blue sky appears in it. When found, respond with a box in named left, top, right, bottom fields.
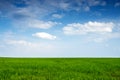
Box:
left=0, top=0, right=120, bottom=57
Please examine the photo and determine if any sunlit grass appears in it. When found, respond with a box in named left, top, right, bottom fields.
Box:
left=0, top=58, right=120, bottom=80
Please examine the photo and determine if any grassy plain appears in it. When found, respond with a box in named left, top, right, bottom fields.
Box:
left=0, top=58, right=120, bottom=80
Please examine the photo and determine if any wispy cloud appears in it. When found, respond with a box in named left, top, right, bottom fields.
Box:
left=87, top=0, right=106, bottom=6
left=114, top=2, right=120, bottom=7
left=52, top=14, right=63, bottom=19
left=59, top=2, right=70, bottom=10
left=0, top=0, right=107, bottom=19
left=13, top=19, right=59, bottom=29
left=26, top=19, right=58, bottom=29
left=86, top=32, right=120, bottom=42
left=2, top=39, right=57, bottom=57
left=84, top=6, right=90, bottom=11
left=6, top=40, right=36, bottom=47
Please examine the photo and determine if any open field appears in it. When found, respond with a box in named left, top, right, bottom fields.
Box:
left=0, top=58, right=120, bottom=80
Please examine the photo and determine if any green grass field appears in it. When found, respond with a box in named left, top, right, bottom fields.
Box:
left=0, top=58, right=120, bottom=80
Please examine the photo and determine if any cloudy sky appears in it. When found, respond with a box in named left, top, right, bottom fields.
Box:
left=0, top=0, right=120, bottom=57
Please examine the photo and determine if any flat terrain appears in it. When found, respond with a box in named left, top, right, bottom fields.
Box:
left=0, top=58, right=120, bottom=80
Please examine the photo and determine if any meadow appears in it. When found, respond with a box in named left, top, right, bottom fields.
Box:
left=0, top=58, right=120, bottom=80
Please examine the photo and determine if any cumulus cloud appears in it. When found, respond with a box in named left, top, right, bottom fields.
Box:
left=32, top=32, right=56, bottom=40
left=63, top=21, right=114, bottom=35
left=63, top=21, right=120, bottom=42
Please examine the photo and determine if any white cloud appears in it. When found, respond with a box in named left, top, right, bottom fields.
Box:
left=63, top=21, right=114, bottom=35
left=52, top=14, right=63, bottom=18
left=63, top=21, right=120, bottom=42
left=32, top=32, right=56, bottom=40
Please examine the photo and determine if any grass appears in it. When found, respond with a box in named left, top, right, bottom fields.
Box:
left=0, top=58, right=120, bottom=80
